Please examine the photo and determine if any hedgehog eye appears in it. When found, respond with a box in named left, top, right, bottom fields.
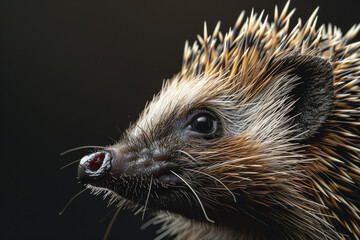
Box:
left=191, top=114, right=216, bottom=134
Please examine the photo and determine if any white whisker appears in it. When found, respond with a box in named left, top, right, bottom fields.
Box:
left=177, top=150, right=198, bottom=162
left=103, top=207, right=121, bottom=240
left=59, top=188, right=87, bottom=215
left=60, top=159, right=81, bottom=169
left=142, top=174, right=153, bottom=220
left=60, top=145, right=105, bottom=156
left=169, top=170, right=214, bottom=223
left=187, top=169, right=237, bottom=203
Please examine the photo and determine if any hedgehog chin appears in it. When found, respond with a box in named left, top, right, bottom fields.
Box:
left=86, top=184, right=135, bottom=209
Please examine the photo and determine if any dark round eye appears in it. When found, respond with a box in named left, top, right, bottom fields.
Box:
left=191, top=115, right=216, bottom=134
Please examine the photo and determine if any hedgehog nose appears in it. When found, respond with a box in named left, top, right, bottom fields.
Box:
left=77, top=151, right=112, bottom=183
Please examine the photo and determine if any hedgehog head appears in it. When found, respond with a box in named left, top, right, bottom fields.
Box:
left=77, top=2, right=360, bottom=240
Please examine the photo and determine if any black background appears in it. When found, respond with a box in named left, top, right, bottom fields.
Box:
left=1, top=0, right=360, bottom=239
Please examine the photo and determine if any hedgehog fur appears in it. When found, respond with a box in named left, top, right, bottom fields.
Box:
left=78, top=2, right=360, bottom=240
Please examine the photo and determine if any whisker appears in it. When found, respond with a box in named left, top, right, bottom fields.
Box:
left=142, top=174, right=153, bottom=220
left=60, top=145, right=105, bottom=156
left=103, top=207, right=121, bottom=240
left=59, top=188, right=87, bottom=215
left=169, top=170, right=214, bottom=223
left=186, top=169, right=237, bottom=203
left=100, top=208, right=117, bottom=223
left=60, top=159, right=80, bottom=170
left=106, top=135, right=118, bottom=144
left=176, top=150, right=198, bottom=162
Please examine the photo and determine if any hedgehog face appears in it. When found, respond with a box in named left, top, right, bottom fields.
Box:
left=77, top=54, right=337, bottom=236
left=76, top=2, right=360, bottom=239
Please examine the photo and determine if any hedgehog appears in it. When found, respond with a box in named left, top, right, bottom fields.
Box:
left=74, top=2, right=360, bottom=240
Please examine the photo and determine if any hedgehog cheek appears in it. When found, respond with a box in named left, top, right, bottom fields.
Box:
left=279, top=55, right=335, bottom=142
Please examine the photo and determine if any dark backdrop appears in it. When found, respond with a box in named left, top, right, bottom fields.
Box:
left=1, top=0, right=359, bottom=239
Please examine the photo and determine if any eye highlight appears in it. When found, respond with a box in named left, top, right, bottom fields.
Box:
left=191, top=113, right=216, bottom=134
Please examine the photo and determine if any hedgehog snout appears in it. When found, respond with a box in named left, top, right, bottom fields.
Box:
left=77, top=145, right=178, bottom=185
left=77, top=151, right=112, bottom=183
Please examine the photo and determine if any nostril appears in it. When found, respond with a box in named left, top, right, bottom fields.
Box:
left=89, top=153, right=105, bottom=171
left=78, top=151, right=112, bottom=183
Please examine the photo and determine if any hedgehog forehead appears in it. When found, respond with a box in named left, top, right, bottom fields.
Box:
left=130, top=74, right=229, bottom=138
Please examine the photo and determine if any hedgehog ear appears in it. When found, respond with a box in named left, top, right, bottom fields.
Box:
left=280, top=55, right=334, bottom=142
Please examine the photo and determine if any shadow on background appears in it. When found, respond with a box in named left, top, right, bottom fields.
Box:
left=1, top=0, right=359, bottom=239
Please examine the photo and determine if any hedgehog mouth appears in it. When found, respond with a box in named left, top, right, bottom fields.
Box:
left=151, top=164, right=180, bottom=183
left=77, top=149, right=187, bottom=211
